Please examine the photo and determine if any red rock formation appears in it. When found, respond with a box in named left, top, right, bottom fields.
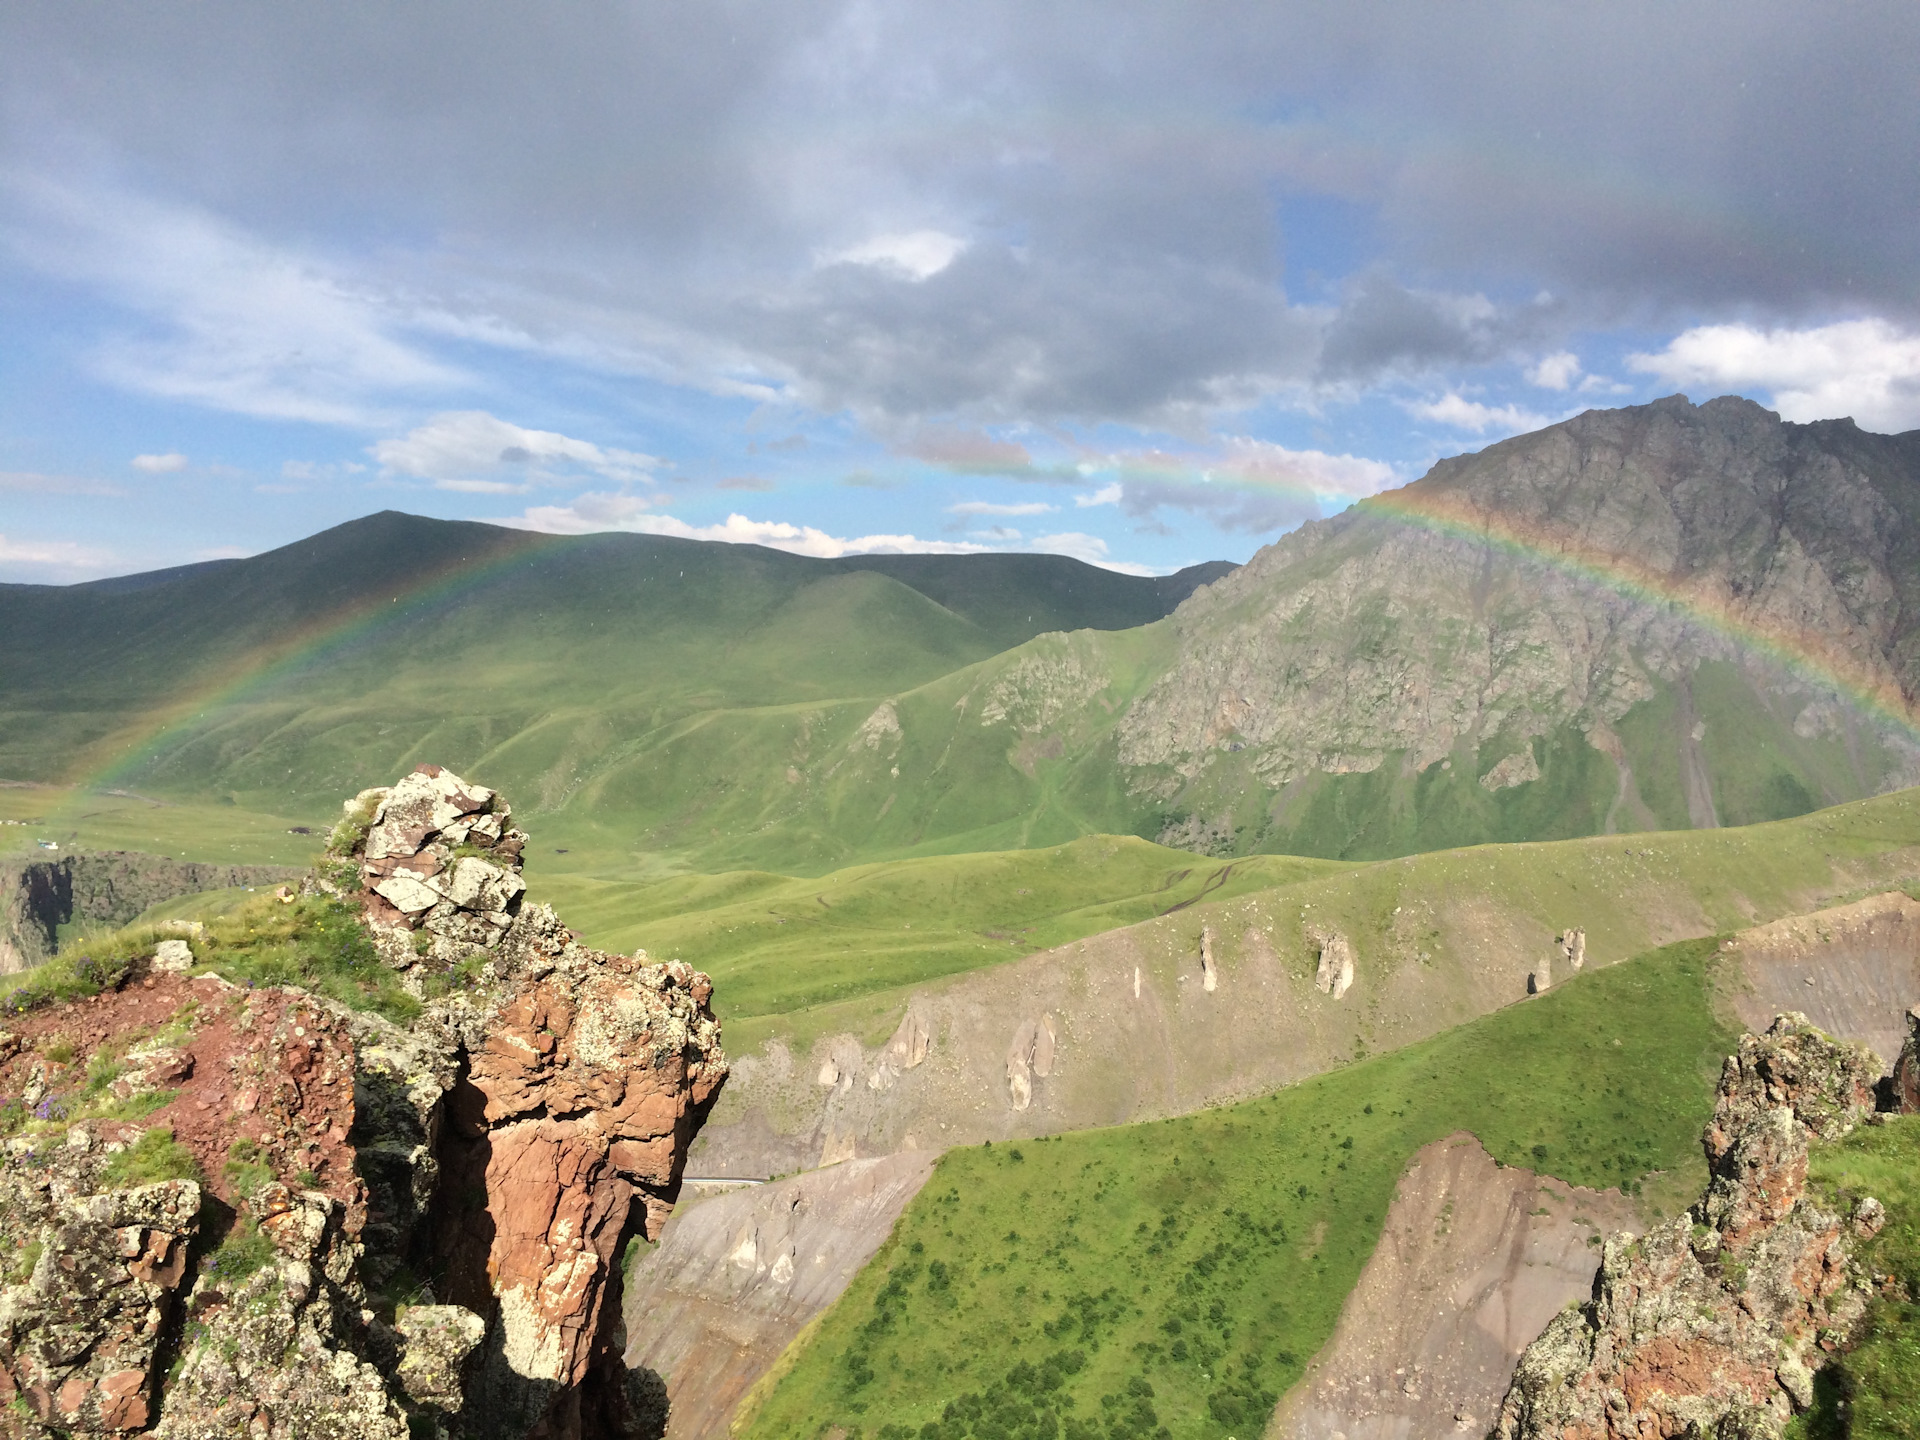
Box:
left=0, top=765, right=725, bottom=1440
left=1491, top=1013, right=1885, bottom=1440
left=1892, top=1004, right=1920, bottom=1113
left=443, top=903, right=725, bottom=1440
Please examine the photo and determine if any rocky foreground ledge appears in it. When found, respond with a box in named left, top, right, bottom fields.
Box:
left=0, top=765, right=725, bottom=1440
left=1492, top=1010, right=1919, bottom=1440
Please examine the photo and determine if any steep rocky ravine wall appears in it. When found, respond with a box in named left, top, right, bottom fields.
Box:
left=0, top=851, right=301, bottom=973
left=622, top=1154, right=938, bottom=1440
left=1726, top=888, right=1920, bottom=1068
left=691, top=857, right=1920, bottom=1180
left=1491, top=1013, right=1893, bottom=1439
left=1266, top=1134, right=1641, bottom=1440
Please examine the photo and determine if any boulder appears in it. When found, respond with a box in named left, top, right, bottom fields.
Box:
left=1312, top=930, right=1355, bottom=999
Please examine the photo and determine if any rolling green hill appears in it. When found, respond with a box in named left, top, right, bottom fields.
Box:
left=0, top=512, right=1229, bottom=871
left=7, top=399, right=1920, bottom=881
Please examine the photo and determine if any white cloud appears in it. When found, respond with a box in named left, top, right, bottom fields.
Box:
left=280, top=459, right=368, bottom=482
left=131, top=452, right=188, bottom=472
left=0, top=471, right=125, bottom=496
left=1628, top=319, right=1920, bottom=431
left=5, top=174, right=462, bottom=426
left=946, top=499, right=1056, bottom=516
left=971, top=525, right=1023, bottom=541
left=1215, top=439, right=1399, bottom=499
left=1403, top=393, right=1553, bottom=435
left=0, top=533, right=116, bottom=578
left=502, top=496, right=989, bottom=558
left=825, top=229, right=969, bottom=282
left=372, top=411, right=658, bottom=490
left=1526, top=351, right=1581, bottom=390
left=500, top=496, right=1161, bottom=572
left=1075, top=482, right=1124, bottom=508
left=1028, top=531, right=1158, bottom=575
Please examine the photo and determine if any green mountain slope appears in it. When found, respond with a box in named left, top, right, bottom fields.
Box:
left=8, top=397, right=1920, bottom=876
left=0, top=512, right=1229, bottom=869
left=737, top=938, right=1738, bottom=1440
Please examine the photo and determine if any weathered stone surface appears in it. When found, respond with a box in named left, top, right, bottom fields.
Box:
left=1490, top=1014, right=1884, bottom=1440
left=1312, top=929, right=1354, bottom=999
left=156, top=1182, right=412, bottom=1440
left=1894, top=1006, right=1920, bottom=1113
left=1725, top=890, right=1920, bottom=1083
left=441, top=899, right=725, bottom=1440
left=0, top=766, right=724, bottom=1440
left=336, top=764, right=531, bottom=976
left=1269, top=1134, right=1638, bottom=1440
left=0, top=1140, right=199, bottom=1436
left=624, top=1154, right=940, bottom=1440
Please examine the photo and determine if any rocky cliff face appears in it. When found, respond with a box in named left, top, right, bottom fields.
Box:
left=1490, top=1013, right=1885, bottom=1440
left=0, top=766, right=725, bottom=1440
left=0, top=853, right=302, bottom=973
left=1113, top=396, right=1920, bottom=850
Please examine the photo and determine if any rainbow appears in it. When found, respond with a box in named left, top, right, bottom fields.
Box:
left=61, top=528, right=566, bottom=804
left=49, top=479, right=1920, bottom=818
left=1359, top=485, right=1920, bottom=739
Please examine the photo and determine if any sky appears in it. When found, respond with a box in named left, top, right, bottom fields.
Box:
left=3, top=2, right=1918, bottom=582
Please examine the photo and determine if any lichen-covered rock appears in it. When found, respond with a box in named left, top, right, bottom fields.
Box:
left=444, top=901, right=726, bottom=1440
left=1892, top=1004, right=1920, bottom=1113
left=0, top=1133, right=198, bottom=1435
left=395, top=1305, right=487, bottom=1421
left=1490, top=1013, right=1884, bottom=1440
left=155, top=1182, right=410, bottom=1440
left=331, top=764, right=530, bottom=975
left=0, top=767, right=722, bottom=1440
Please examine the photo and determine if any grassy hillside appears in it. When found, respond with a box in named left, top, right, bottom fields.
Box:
left=540, top=836, right=1348, bottom=1020
left=0, top=512, right=1226, bottom=868
left=683, top=785, right=1920, bottom=1062
left=737, top=938, right=1738, bottom=1440
left=9, top=497, right=1913, bottom=882
left=85, top=784, right=1920, bottom=1055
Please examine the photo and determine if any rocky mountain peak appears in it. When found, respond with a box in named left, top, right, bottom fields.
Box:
left=1116, top=395, right=1920, bottom=854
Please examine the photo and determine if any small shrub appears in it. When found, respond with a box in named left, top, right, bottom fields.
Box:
left=224, top=1138, right=273, bottom=1196
left=203, top=1217, right=275, bottom=1285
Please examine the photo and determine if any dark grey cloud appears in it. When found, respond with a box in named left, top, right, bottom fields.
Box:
left=2, top=1, right=1915, bottom=428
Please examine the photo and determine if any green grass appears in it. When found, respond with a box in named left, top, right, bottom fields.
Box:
left=0, top=893, right=420, bottom=1025
left=102, top=1126, right=203, bottom=1187
left=540, top=837, right=1347, bottom=1021
left=739, top=938, right=1738, bottom=1440
left=1790, top=1115, right=1920, bottom=1440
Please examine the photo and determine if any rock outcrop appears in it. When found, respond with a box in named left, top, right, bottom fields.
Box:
left=1892, top=1005, right=1920, bottom=1114
left=0, top=765, right=725, bottom=1440
left=1312, top=930, right=1354, bottom=999
left=1490, top=1013, right=1884, bottom=1440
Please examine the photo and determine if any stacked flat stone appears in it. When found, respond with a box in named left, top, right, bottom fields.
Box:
left=355, top=765, right=528, bottom=960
